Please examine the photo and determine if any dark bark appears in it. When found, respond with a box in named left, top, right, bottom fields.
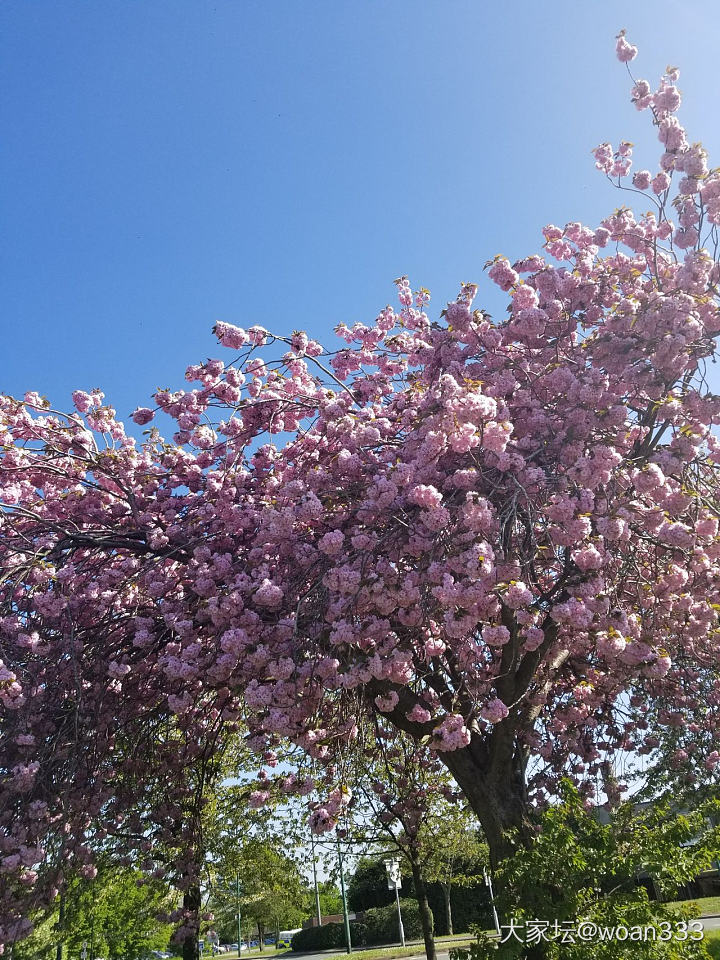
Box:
left=441, top=730, right=531, bottom=869
left=181, top=884, right=201, bottom=960
left=409, top=853, right=436, bottom=960
left=441, top=733, right=556, bottom=959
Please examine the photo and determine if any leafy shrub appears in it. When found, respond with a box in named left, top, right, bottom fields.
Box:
left=449, top=782, right=720, bottom=959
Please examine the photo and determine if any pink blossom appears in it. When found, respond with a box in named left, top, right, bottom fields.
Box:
left=318, top=530, right=345, bottom=555
left=652, top=171, right=671, bottom=194
left=408, top=484, right=443, bottom=508
left=572, top=545, right=605, bottom=571
left=505, top=581, right=533, bottom=609
left=482, top=625, right=511, bottom=647
left=487, top=257, right=519, bottom=291
left=214, top=322, right=250, bottom=349
left=480, top=698, right=509, bottom=724
left=131, top=407, right=155, bottom=425
left=432, top=714, right=471, bottom=751
left=71, top=390, right=93, bottom=413
left=249, top=791, right=270, bottom=808
left=406, top=704, right=432, bottom=723
left=615, top=31, right=637, bottom=63
left=374, top=691, right=399, bottom=713
left=253, top=579, right=284, bottom=607
left=632, top=170, right=652, bottom=191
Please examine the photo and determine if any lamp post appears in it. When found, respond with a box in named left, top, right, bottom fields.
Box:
left=383, top=858, right=405, bottom=947
left=336, top=833, right=352, bottom=954
left=483, top=868, right=500, bottom=936
left=310, top=831, right=322, bottom=927
left=236, top=874, right=243, bottom=957
left=216, top=874, right=243, bottom=957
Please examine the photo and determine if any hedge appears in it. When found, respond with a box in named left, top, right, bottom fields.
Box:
left=290, top=920, right=366, bottom=952
left=363, top=899, right=427, bottom=944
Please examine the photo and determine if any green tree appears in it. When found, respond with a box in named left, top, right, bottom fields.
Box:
left=9, top=910, right=58, bottom=960
left=56, top=867, right=173, bottom=960
left=208, top=840, right=308, bottom=946
left=317, top=881, right=343, bottom=918
left=418, top=805, right=488, bottom=935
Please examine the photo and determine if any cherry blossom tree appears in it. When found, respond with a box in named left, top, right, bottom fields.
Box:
left=2, top=33, right=720, bottom=950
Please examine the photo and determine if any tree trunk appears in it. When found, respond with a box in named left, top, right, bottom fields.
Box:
left=258, top=921, right=265, bottom=951
left=409, top=854, right=436, bottom=960
left=441, top=883, right=453, bottom=936
left=441, top=732, right=531, bottom=869
left=441, top=733, right=552, bottom=959
left=181, top=884, right=201, bottom=960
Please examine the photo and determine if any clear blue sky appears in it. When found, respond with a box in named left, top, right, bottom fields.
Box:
left=3, top=1, right=720, bottom=418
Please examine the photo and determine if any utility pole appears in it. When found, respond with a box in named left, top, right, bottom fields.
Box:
left=394, top=885, right=405, bottom=947
left=383, top=858, right=405, bottom=947
left=310, top=832, right=322, bottom=927
left=336, top=835, right=352, bottom=954
left=236, top=874, right=242, bottom=957
left=483, top=868, right=500, bottom=936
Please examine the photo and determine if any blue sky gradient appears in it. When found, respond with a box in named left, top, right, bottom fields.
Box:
left=3, top=1, right=720, bottom=418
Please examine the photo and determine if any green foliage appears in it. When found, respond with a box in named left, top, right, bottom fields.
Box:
left=51, top=868, right=173, bottom=960
left=290, top=899, right=427, bottom=951
left=450, top=782, right=720, bottom=959
left=9, top=910, right=58, bottom=960
left=317, top=880, right=344, bottom=917
left=208, top=841, right=308, bottom=941
left=347, top=854, right=490, bottom=935
left=704, top=931, right=720, bottom=959
left=417, top=804, right=489, bottom=889
left=363, top=899, right=429, bottom=944
left=424, top=881, right=493, bottom=936
left=416, top=811, right=490, bottom=936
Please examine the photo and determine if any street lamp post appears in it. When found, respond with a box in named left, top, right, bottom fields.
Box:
left=336, top=834, right=352, bottom=954
left=383, top=858, right=405, bottom=948
left=236, top=874, right=243, bottom=957
left=483, top=868, right=501, bottom=936
left=310, top=831, right=322, bottom=927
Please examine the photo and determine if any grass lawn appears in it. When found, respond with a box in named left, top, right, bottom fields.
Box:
left=666, top=896, right=720, bottom=916
left=219, top=937, right=475, bottom=960
left=705, top=930, right=720, bottom=959
left=294, top=947, right=426, bottom=960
